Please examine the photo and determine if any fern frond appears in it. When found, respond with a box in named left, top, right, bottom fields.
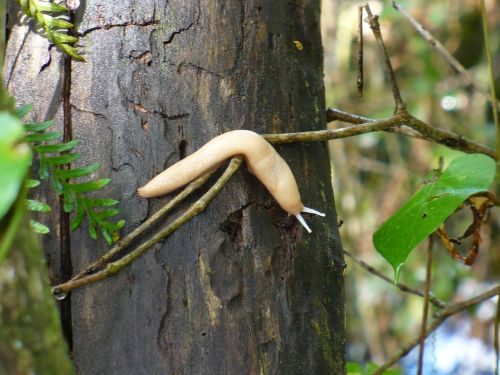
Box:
left=20, top=107, right=125, bottom=244
left=18, top=0, right=84, bottom=61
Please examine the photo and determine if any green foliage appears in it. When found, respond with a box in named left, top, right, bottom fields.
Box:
left=21, top=105, right=125, bottom=245
left=373, top=154, right=496, bottom=280
left=18, top=0, right=84, bottom=61
left=0, top=111, right=32, bottom=265
left=347, top=361, right=402, bottom=375
left=0, top=112, right=32, bottom=221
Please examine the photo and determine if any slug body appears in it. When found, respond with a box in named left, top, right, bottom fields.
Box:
left=138, top=130, right=324, bottom=232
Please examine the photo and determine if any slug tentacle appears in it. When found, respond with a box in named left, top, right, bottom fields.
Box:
left=137, top=130, right=325, bottom=233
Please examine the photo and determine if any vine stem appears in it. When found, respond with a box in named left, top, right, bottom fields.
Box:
left=52, top=157, right=243, bottom=295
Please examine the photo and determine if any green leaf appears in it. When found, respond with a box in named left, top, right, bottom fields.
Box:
left=0, top=112, right=32, bottom=220
left=63, top=191, right=75, bottom=213
left=88, top=220, right=98, bottom=240
left=94, top=208, right=120, bottom=220
left=34, top=139, right=79, bottom=153
left=54, top=162, right=101, bottom=179
left=101, top=227, right=113, bottom=245
left=30, top=219, right=50, bottom=234
left=347, top=362, right=365, bottom=375
left=23, top=119, right=54, bottom=132
left=51, top=31, right=78, bottom=44
left=67, top=178, right=110, bottom=193
left=45, top=152, right=81, bottom=165
left=115, top=219, right=126, bottom=230
left=27, top=179, right=41, bottom=188
left=26, top=199, right=52, bottom=212
left=70, top=205, right=86, bottom=230
left=92, top=198, right=119, bottom=207
left=41, top=14, right=74, bottom=29
left=16, top=104, right=33, bottom=119
left=25, top=130, right=62, bottom=142
left=39, top=157, right=50, bottom=179
left=34, top=0, right=68, bottom=12
left=57, top=43, right=85, bottom=62
left=373, top=154, right=496, bottom=278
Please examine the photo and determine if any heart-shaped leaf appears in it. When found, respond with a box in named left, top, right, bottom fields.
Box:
left=373, top=154, right=496, bottom=280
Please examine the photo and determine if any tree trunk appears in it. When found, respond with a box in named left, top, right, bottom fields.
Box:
left=0, top=216, right=75, bottom=375
left=6, top=0, right=346, bottom=374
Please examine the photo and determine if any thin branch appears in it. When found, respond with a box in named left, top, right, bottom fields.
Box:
left=363, top=5, right=406, bottom=113
left=70, top=171, right=215, bottom=281
left=373, top=284, right=500, bottom=374
left=417, top=237, right=434, bottom=375
left=357, top=5, right=364, bottom=97
left=393, top=1, right=500, bottom=108
left=343, top=250, right=447, bottom=309
left=479, top=0, right=500, bottom=172
left=52, top=157, right=243, bottom=295
left=270, top=110, right=498, bottom=160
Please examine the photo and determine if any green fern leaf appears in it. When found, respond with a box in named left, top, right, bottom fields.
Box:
left=16, top=104, right=33, bottom=118
left=26, top=179, right=41, bottom=188
left=33, top=0, right=67, bottom=12
left=30, top=220, right=50, bottom=234
left=23, top=119, right=54, bottom=132
left=67, top=178, right=110, bottom=193
left=26, top=199, right=52, bottom=212
left=25, top=131, right=62, bottom=142
left=45, top=152, right=81, bottom=165
left=34, top=139, right=79, bottom=153
left=54, top=162, right=101, bottom=179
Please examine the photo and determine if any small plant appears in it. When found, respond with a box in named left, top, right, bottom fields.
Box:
left=20, top=105, right=125, bottom=244
left=18, top=0, right=84, bottom=61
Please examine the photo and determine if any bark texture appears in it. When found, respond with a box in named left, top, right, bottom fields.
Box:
left=0, top=216, right=75, bottom=375
left=5, top=0, right=346, bottom=373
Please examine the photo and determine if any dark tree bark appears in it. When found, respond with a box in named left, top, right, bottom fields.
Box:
left=6, top=0, right=346, bottom=374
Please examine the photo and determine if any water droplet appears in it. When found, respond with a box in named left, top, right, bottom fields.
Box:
left=394, top=263, right=404, bottom=285
left=52, top=288, right=68, bottom=301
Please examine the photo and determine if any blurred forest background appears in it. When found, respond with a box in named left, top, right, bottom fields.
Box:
left=321, top=0, right=499, bottom=373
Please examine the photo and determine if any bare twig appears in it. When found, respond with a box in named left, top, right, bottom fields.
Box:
left=70, top=171, right=215, bottom=281
left=363, top=5, right=405, bottom=113
left=417, top=237, right=434, bottom=375
left=372, top=284, right=500, bottom=374
left=52, top=157, right=243, bottom=295
left=393, top=1, right=500, bottom=108
left=276, top=109, right=498, bottom=159
left=357, top=5, right=364, bottom=97
left=343, top=250, right=447, bottom=309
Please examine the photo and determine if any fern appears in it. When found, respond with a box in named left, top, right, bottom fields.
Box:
left=18, top=0, right=84, bottom=61
left=20, top=105, right=125, bottom=244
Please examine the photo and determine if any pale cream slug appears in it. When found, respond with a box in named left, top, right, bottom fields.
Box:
left=137, top=130, right=325, bottom=233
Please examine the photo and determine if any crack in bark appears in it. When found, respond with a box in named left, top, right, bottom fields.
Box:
left=77, top=19, right=160, bottom=37
left=59, top=50, right=74, bottom=352
left=127, top=99, right=190, bottom=121
left=71, top=103, right=107, bottom=118
left=177, top=61, right=222, bottom=78
left=163, top=23, right=194, bottom=46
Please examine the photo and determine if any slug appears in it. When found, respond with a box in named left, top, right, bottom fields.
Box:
left=137, top=130, right=325, bottom=233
